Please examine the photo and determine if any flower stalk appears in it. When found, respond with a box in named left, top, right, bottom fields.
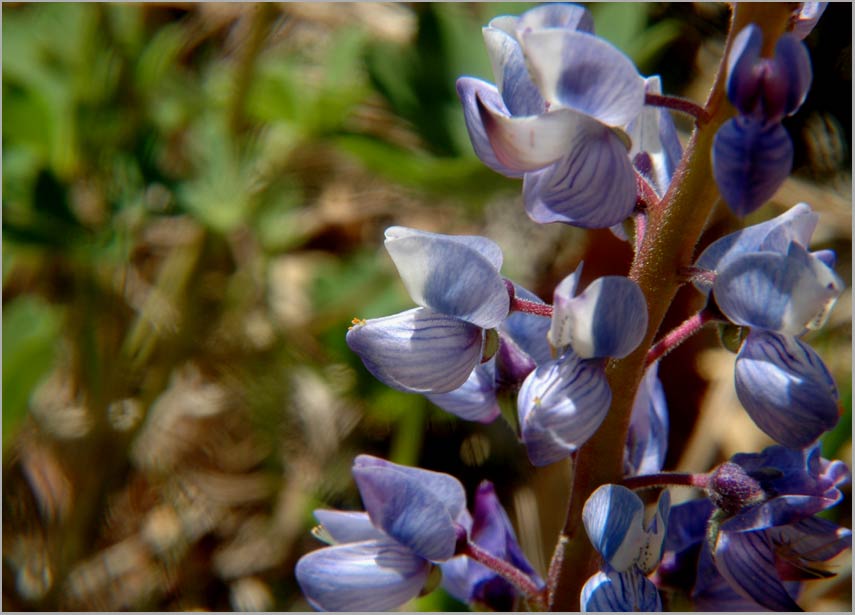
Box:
left=547, top=5, right=796, bottom=610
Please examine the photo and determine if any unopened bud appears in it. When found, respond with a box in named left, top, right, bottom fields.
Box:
left=707, top=462, right=765, bottom=515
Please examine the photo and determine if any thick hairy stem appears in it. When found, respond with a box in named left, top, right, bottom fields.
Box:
left=462, top=541, right=548, bottom=610
left=548, top=5, right=794, bottom=610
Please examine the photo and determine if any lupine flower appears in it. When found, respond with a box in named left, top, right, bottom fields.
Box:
left=346, top=227, right=510, bottom=394
left=457, top=4, right=649, bottom=228
left=657, top=445, right=851, bottom=610
left=518, top=265, right=647, bottom=466
left=424, top=285, right=550, bottom=423
left=440, top=481, right=544, bottom=610
left=693, top=203, right=843, bottom=447
left=295, top=455, right=469, bottom=610
left=713, top=24, right=812, bottom=215
left=581, top=484, right=670, bottom=611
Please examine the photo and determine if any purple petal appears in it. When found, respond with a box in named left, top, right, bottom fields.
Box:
left=692, top=540, right=771, bottom=611
left=581, top=569, right=662, bottom=612
left=693, top=202, right=819, bottom=293
left=313, top=510, right=387, bottom=544
left=517, top=352, right=612, bottom=466
left=550, top=270, right=648, bottom=359
left=768, top=517, right=851, bottom=577
left=384, top=227, right=509, bottom=329
left=352, top=455, right=466, bottom=562
left=477, top=95, right=611, bottom=172
left=624, top=361, right=669, bottom=477
left=712, top=117, right=794, bottom=216
left=734, top=331, right=839, bottom=449
left=714, top=529, right=802, bottom=611
left=768, top=34, right=812, bottom=119
left=726, top=24, right=764, bottom=116
left=425, top=361, right=500, bottom=423
left=346, top=308, right=484, bottom=394
left=482, top=26, right=545, bottom=117
left=295, top=539, right=430, bottom=611
left=713, top=243, right=842, bottom=335
left=521, top=30, right=645, bottom=127
left=456, top=77, right=526, bottom=178
left=522, top=124, right=636, bottom=228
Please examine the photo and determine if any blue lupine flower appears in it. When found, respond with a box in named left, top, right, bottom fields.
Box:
left=657, top=445, right=851, bottom=611
left=346, top=227, right=510, bottom=394
left=624, top=361, right=669, bottom=477
left=548, top=263, right=648, bottom=360
left=424, top=285, right=550, bottom=423
left=581, top=484, right=670, bottom=611
left=440, top=481, right=544, bottom=610
left=295, top=455, right=469, bottom=611
left=457, top=4, right=649, bottom=228
left=693, top=203, right=843, bottom=447
left=712, top=24, right=813, bottom=215
left=517, top=266, right=647, bottom=466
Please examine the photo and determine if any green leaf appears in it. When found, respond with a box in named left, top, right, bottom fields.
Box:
left=3, top=296, right=63, bottom=445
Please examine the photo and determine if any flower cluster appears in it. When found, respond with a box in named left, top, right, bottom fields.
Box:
left=295, top=456, right=541, bottom=611
left=296, top=3, right=849, bottom=612
left=657, top=445, right=850, bottom=610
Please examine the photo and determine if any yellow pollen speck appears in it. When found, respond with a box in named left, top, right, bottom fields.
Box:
left=533, top=396, right=542, bottom=406
left=348, top=317, right=366, bottom=330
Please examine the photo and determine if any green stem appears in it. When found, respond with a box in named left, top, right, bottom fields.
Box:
left=547, top=5, right=794, bottom=610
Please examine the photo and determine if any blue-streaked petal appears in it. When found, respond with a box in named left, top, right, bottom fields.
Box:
left=425, top=361, right=500, bottom=423
left=295, top=539, right=430, bottom=611
left=353, top=455, right=466, bottom=562
left=726, top=24, right=764, bottom=116
left=791, top=2, right=828, bottom=39
left=768, top=517, right=851, bottom=579
left=482, top=26, right=545, bottom=117
left=313, top=510, right=387, bottom=544
left=583, top=484, right=670, bottom=573
left=693, top=202, right=819, bottom=293
left=384, top=227, right=509, bottom=329
left=581, top=569, right=662, bottom=612
left=518, top=352, right=612, bottom=466
left=627, top=76, right=683, bottom=196
left=714, top=243, right=842, bottom=335
left=714, top=529, right=802, bottom=611
left=347, top=308, right=483, bottom=394
left=712, top=117, right=793, bottom=216
left=521, top=30, right=645, bottom=127
left=513, top=3, right=594, bottom=33
left=583, top=484, right=645, bottom=571
left=734, top=330, right=839, bottom=449
left=477, top=95, right=612, bottom=172
left=692, top=540, right=770, bottom=611
left=495, top=333, right=538, bottom=390
left=550, top=270, right=647, bottom=359
left=624, top=361, right=669, bottom=477
left=522, top=125, right=636, bottom=228
left=456, top=77, right=526, bottom=178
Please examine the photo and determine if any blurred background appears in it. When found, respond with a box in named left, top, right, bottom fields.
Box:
left=2, top=3, right=851, bottom=611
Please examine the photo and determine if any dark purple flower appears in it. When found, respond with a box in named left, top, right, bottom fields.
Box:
left=440, top=481, right=544, bottom=610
